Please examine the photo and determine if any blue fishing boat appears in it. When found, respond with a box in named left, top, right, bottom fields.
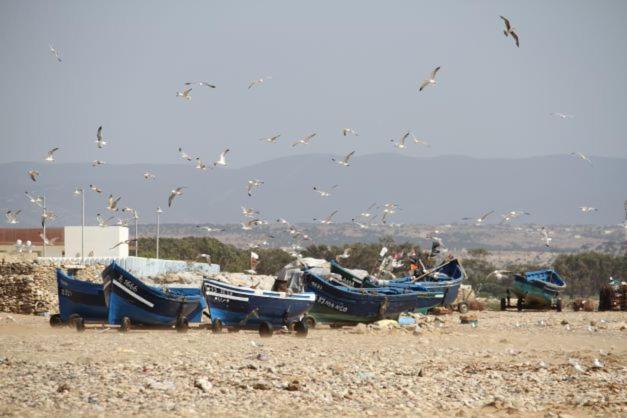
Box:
left=330, top=258, right=465, bottom=307
left=102, top=262, right=203, bottom=332
left=51, top=268, right=108, bottom=329
left=302, top=268, right=444, bottom=325
left=504, top=269, right=566, bottom=311
left=202, top=279, right=316, bottom=337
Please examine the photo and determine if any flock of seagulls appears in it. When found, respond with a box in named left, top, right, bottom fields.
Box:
left=4, top=14, right=617, bottom=259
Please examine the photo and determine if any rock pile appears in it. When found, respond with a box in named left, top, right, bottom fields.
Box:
left=0, top=262, right=53, bottom=314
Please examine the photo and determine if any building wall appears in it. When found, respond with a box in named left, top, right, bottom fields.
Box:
left=64, top=226, right=129, bottom=258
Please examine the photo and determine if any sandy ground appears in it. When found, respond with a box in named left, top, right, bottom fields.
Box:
left=0, top=311, right=625, bottom=417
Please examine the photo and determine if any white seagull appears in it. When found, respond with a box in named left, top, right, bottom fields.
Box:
left=500, top=210, right=530, bottom=223
left=95, top=126, right=107, bottom=148
left=176, top=88, right=192, bottom=100
left=168, top=187, right=185, bottom=207
left=27, top=170, right=39, bottom=182
left=196, top=225, right=224, bottom=233
left=89, top=184, right=102, bottom=193
left=45, top=147, right=59, bottom=162
left=107, top=195, right=121, bottom=212
left=40, top=233, right=58, bottom=245
left=351, top=219, right=369, bottom=229
left=342, top=128, right=358, bottom=136
left=579, top=206, right=598, bottom=213
left=178, top=147, right=193, bottom=162
left=241, top=207, right=260, bottom=218
left=213, top=149, right=230, bottom=167
left=292, top=133, right=317, bottom=147
left=332, top=151, right=355, bottom=166
left=96, top=213, right=114, bottom=227
left=259, top=134, right=281, bottom=144
left=5, top=210, right=21, bottom=224
left=541, top=227, right=552, bottom=248
left=25, top=192, right=43, bottom=207
left=313, top=185, right=338, bottom=197
left=184, top=81, right=216, bottom=88
left=360, top=203, right=377, bottom=218
left=248, top=76, right=271, bottom=89
left=314, top=210, right=338, bottom=225
left=143, top=171, right=156, bottom=180
left=500, top=16, right=520, bottom=47
left=391, top=132, right=410, bottom=149
left=411, top=133, right=431, bottom=147
left=418, top=67, right=441, bottom=92
left=570, top=152, right=593, bottom=165
left=49, top=44, right=62, bottom=62
left=463, top=210, right=494, bottom=224
left=92, top=160, right=105, bottom=167
left=550, top=113, right=574, bottom=119
left=247, top=179, right=264, bottom=197
left=195, top=157, right=207, bottom=171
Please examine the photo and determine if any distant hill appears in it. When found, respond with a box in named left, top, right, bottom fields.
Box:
left=1, top=154, right=625, bottom=227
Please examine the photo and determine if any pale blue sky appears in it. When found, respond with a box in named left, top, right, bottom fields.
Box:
left=0, top=0, right=626, bottom=168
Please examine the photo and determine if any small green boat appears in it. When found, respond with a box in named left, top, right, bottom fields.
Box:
left=510, top=269, right=566, bottom=310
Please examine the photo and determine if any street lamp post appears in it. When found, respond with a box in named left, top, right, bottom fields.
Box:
left=133, top=210, right=139, bottom=257
left=74, top=188, right=85, bottom=262
left=42, top=194, right=46, bottom=257
left=156, top=207, right=162, bottom=260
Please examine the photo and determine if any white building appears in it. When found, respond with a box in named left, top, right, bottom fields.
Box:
left=64, top=226, right=129, bottom=258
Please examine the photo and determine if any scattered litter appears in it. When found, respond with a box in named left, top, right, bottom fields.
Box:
left=591, top=359, right=604, bottom=369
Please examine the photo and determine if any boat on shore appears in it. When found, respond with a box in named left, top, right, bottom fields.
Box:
left=508, top=269, right=566, bottom=311
left=102, top=262, right=203, bottom=332
left=302, top=268, right=444, bottom=325
left=330, top=257, right=465, bottom=307
left=202, top=278, right=315, bottom=337
left=51, top=268, right=108, bottom=329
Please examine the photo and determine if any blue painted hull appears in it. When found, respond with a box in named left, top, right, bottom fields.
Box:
left=102, top=262, right=203, bottom=326
left=202, top=279, right=316, bottom=328
left=330, top=258, right=465, bottom=306
left=512, top=269, right=566, bottom=306
left=303, top=270, right=445, bottom=324
left=56, top=269, right=108, bottom=322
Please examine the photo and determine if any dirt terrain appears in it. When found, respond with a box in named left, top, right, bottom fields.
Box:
left=0, top=311, right=625, bottom=417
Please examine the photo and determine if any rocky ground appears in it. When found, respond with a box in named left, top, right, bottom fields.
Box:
left=0, top=311, right=625, bottom=417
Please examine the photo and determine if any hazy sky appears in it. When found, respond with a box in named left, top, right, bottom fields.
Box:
left=0, top=1, right=626, bottom=168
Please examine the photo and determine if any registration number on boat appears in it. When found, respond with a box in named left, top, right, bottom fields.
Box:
left=317, top=296, right=348, bottom=312
left=122, top=279, right=138, bottom=293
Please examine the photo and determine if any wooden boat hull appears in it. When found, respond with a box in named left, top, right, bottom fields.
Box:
left=56, top=269, right=107, bottom=322
left=202, top=279, right=315, bottom=328
left=303, top=270, right=444, bottom=324
left=102, top=262, right=203, bottom=326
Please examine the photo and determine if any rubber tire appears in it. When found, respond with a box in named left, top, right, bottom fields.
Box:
left=67, top=313, right=81, bottom=328
left=176, top=317, right=189, bottom=333
left=458, top=302, right=469, bottom=314
left=556, top=298, right=562, bottom=312
left=517, top=298, right=523, bottom=312
left=119, top=317, right=131, bottom=333
left=330, top=323, right=343, bottom=329
left=259, top=321, right=274, bottom=338
left=294, top=320, right=308, bottom=337
left=500, top=298, right=506, bottom=311
left=49, top=314, right=64, bottom=327
left=75, top=317, right=85, bottom=332
left=211, top=319, right=223, bottom=334
left=303, top=315, right=316, bottom=329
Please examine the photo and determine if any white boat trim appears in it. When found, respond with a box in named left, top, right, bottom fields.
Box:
left=113, top=279, right=154, bottom=308
left=205, top=290, right=249, bottom=302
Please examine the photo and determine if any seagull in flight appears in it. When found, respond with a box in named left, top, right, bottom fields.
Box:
left=579, top=206, right=598, bottom=213
left=178, top=147, right=193, bottom=162
left=196, top=225, right=224, bottom=233
left=25, top=192, right=43, bottom=207
left=96, top=213, right=114, bottom=227
left=143, top=171, right=156, bottom=180
left=570, top=152, right=592, bottom=165
left=500, top=16, right=520, bottom=47
left=391, top=132, right=410, bottom=149
left=107, top=195, right=121, bottom=212
left=463, top=210, right=494, bottom=224
left=292, top=133, right=317, bottom=147
left=487, top=270, right=512, bottom=280
left=540, top=227, right=552, bottom=247
left=176, top=88, right=192, bottom=100
left=360, top=203, right=377, bottom=218
left=40, top=233, right=58, bottom=245
left=45, top=147, right=59, bottom=162
left=89, top=184, right=102, bottom=193
left=550, top=113, right=574, bottom=119
left=110, top=238, right=138, bottom=250
left=41, top=209, right=55, bottom=227
left=95, top=126, right=107, bottom=148
left=248, top=76, right=271, bottom=89
left=418, top=67, right=441, bottom=92
left=313, top=185, right=338, bottom=197
left=5, top=210, right=21, bottom=224
left=342, top=128, right=358, bottom=136
left=92, top=160, right=105, bottom=167
left=500, top=210, right=530, bottom=223
left=314, top=210, right=338, bottom=225
left=213, top=149, right=230, bottom=167
left=332, top=151, right=355, bottom=166
left=259, top=134, right=281, bottom=144
left=241, top=207, right=260, bottom=218
left=49, top=44, right=62, bottom=62
left=184, top=81, right=216, bottom=88
left=198, top=253, right=212, bottom=263
left=336, top=248, right=351, bottom=260
left=27, top=170, right=39, bottom=182
left=168, top=187, right=185, bottom=207
left=411, top=133, right=430, bottom=147
left=247, top=179, right=264, bottom=197
left=195, top=157, right=207, bottom=171
left=351, top=218, right=369, bottom=229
